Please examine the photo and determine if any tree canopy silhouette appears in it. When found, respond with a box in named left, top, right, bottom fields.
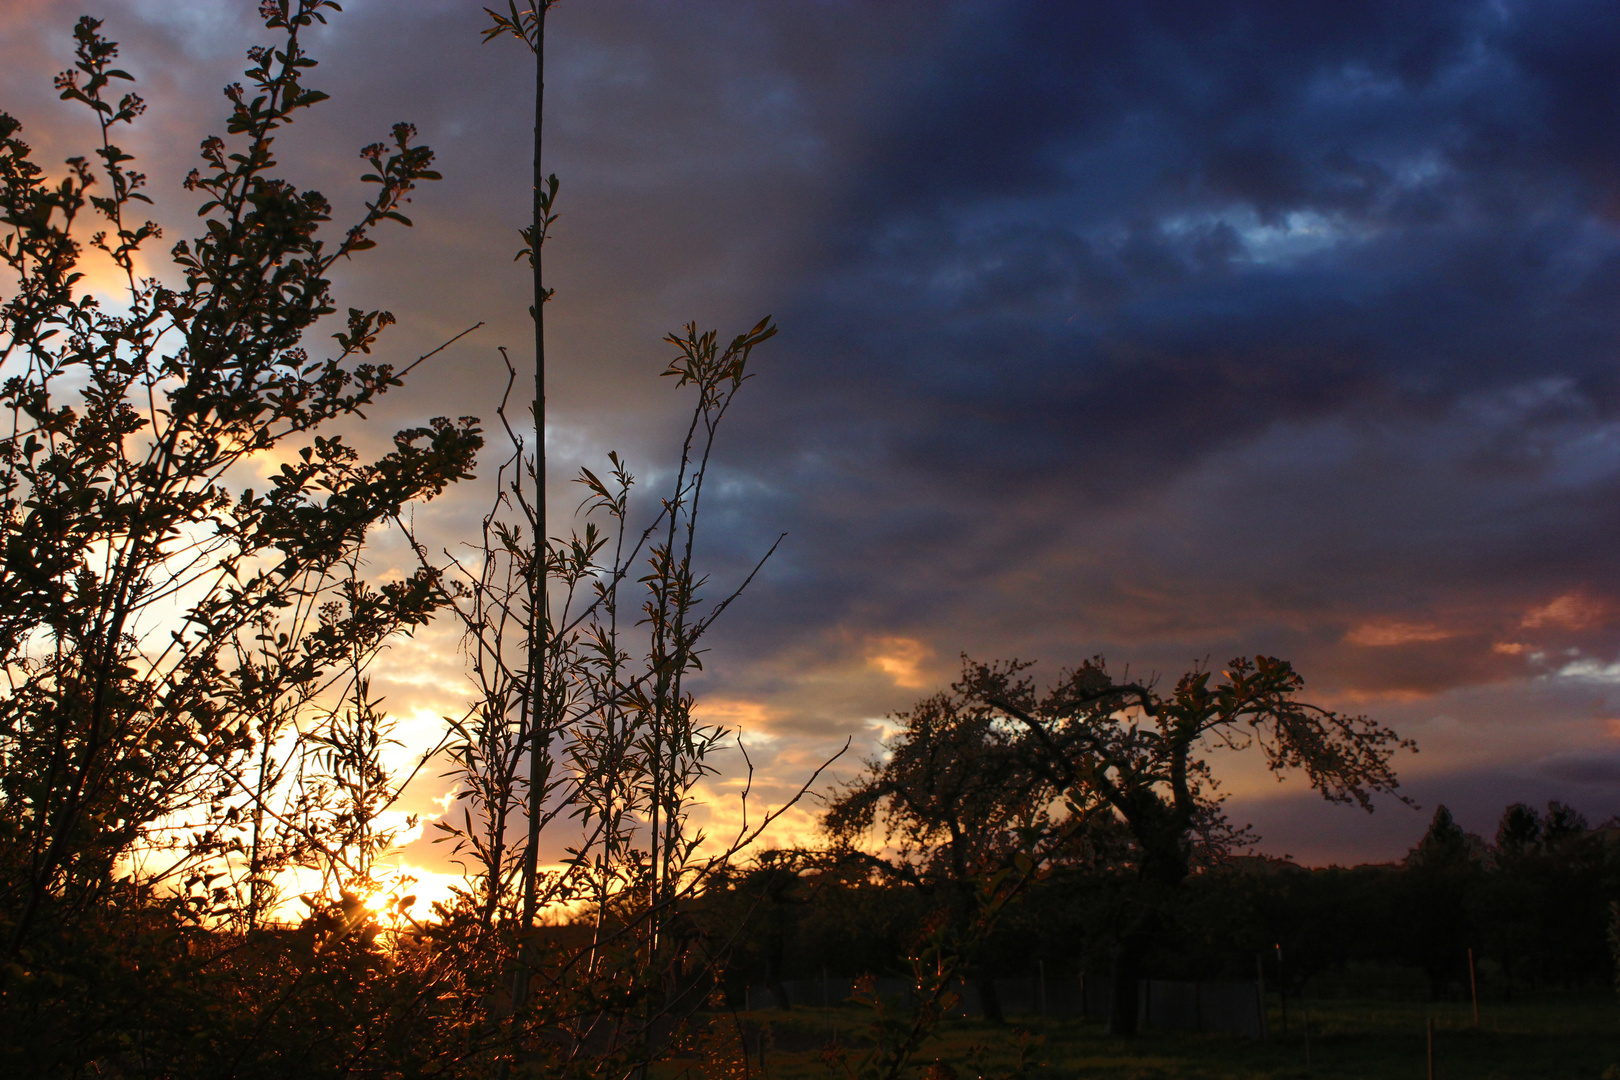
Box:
left=827, top=654, right=1415, bottom=1035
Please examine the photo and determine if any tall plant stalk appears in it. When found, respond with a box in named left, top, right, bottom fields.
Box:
left=499, top=0, right=551, bottom=1028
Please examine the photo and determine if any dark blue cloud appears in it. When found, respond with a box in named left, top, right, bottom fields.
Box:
left=668, top=0, right=1620, bottom=709
left=764, top=0, right=1620, bottom=449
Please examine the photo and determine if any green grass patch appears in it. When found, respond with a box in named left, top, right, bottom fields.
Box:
left=696, top=993, right=1618, bottom=1079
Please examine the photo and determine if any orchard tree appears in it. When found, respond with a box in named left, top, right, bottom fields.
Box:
left=823, top=687, right=1067, bottom=1023
left=962, top=653, right=1415, bottom=1035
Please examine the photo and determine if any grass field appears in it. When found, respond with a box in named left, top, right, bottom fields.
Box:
left=694, top=993, right=1619, bottom=1079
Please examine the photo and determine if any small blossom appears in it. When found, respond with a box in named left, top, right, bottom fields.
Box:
left=247, top=46, right=269, bottom=64
left=391, top=122, right=417, bottom=146
left=359, top=142, right=385, bottom=160
left=54, top=71, right=77, bottom=91
left=259, top=0, right=282, bottom=21
left=183, top=169, right=202, bottom=190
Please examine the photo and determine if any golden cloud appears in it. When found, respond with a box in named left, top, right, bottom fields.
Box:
left=691, top=697, right=778, bottom=730
left=1521, top=592, right=1605, bottom=631
left=1344, top=620, right=1455, bottom=647
left=864, top=635, right=934, bottom=689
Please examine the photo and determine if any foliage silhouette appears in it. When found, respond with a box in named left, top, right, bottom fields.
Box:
left=0, top=4, right=831, bottom=1075
left=0, top=1, right=484, bottom=1071
left=826, top=654, right=1414, bottom=1038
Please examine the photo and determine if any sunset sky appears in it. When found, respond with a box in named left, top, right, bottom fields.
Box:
left=6, top=0, right=1620, bottom=880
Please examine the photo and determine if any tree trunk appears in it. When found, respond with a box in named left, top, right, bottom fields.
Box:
left=768, top=978, right=792, bottom=1011
left=975, top=970, right=1005, bottom=1023
left=1107, top=830, right=1187, bottom=1036
left=765, top=946, right=791, bottom=1010
left=765, top=906, right=792, bottom=1009
left=1107, top=923, right=1152, bottom=1036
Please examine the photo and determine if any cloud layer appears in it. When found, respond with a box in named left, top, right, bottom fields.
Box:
left=7, top=0, right=1620, bottom=865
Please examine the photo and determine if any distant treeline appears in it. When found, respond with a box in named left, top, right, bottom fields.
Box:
left=710, top=801, right=1619, bottom=1004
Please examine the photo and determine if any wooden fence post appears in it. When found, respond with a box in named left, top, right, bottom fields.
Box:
left=1255, top=954, right=1268, bottom=1042
left=1468, top=948, right=1479, bottom=1027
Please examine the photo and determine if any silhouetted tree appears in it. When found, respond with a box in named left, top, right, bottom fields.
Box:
left=824, top=687, right=1062, bottom=1022
left=1402, top=805, right=1484, bottom=997
left=0, top=5, right=483, bottom=1072
left=1497, top=802, right=1543, bottom=853
left=1477, top=800, right=1617, bottom=992
left=965, top=653, right=1413, bottom=1035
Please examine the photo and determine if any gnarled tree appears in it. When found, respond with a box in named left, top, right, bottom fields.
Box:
left=964, top=653, right=1414, bottom=1034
